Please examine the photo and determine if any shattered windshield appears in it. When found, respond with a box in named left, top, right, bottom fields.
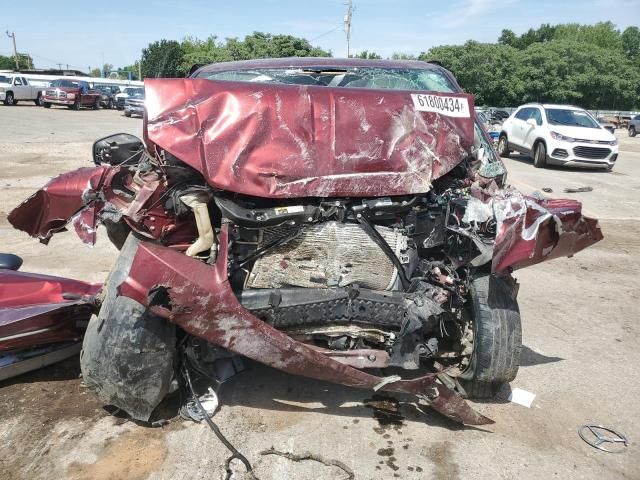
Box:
left=546, top=108, right=599, bottom=128
left=196, top=67, right=456, bottom=92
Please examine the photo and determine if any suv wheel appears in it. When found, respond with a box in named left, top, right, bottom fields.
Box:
left=533, top=141, right=547, bottom=168
left=630, top=126, right=637, bottom=137
left=497, top=135, right=510, bottom=158
left=4, top=92, right=15, bottom=106
left=458, top=275, right=522, bottom=398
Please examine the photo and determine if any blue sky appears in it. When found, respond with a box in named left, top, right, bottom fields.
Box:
left=3, top=0, right=639, bottom=70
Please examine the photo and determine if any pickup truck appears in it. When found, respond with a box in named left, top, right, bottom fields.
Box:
left=629, top=115, right=640, bottom=137
left=0, top=74, right=43, bottom=106
left=43, top=79, right=102, bottom=110
left=115, top=87, right=144, bottom=110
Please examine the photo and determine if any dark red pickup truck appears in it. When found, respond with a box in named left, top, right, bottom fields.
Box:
left=43, top=79, right=102, bottom=110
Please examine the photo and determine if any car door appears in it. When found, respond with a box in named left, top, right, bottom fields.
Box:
left=13, top=77, right=27, bottom=100
left=521, top=107, right=543, bottom=152
left=510, top=107, right=532, bottom=148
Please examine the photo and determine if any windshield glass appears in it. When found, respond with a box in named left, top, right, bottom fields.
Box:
left=51, top=79, right=79, bottom=88
left=545, top=108, right=599, bottom=128
left=196, top=67, right=456, bottom=92
left=125, top=87, right=144, bottom=95
left=0, top=75, right=10, bottom=84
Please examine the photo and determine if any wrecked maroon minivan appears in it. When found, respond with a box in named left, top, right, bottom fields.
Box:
left=8, top=58, right=602, bottom=426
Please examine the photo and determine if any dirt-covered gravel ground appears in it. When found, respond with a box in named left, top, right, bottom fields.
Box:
left=1, top=104, right=639, bottom=480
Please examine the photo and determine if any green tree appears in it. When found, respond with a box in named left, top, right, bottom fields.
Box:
left=141, top=39, right=185, bottom=78
left=622, top=26, right=640, bottom=60
left=90, top=68, right=102, bottom=77
left=390, top=53, right=417, bottom=60
left=351, top=50, right=382, bottom=59
left=0, top=55, right=15, bottom=69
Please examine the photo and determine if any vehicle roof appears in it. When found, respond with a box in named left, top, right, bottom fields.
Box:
left=194, top=57, right=441, bottom=75
left=518, top=103, right=585, bottom=110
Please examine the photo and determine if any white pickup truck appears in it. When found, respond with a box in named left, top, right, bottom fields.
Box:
left=0, top=73, right=43, bottom=106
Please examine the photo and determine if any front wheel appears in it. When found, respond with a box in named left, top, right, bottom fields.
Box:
left=34, top=94, right=43, bottom=106
left=43, top=102, right=51, bottom=108
left=93, top=98, right=100, bottom=110
left=630, top=126, right=637, bottom=137
left=3, top=92, right=15, bottom=106
left=80, top=235, right=177, bottom=421
left=497, top=135, right=510, bottom=158
left=458, top=275, right=522, bottom=398
left=108, top=98, right=114, bottom=109
left=533, top=141, right=547, bottom=168
left=124, top=110, right=131, bottom=117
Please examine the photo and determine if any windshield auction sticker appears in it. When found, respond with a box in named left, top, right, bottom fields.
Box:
left=411, top=94, right=470, bottom=118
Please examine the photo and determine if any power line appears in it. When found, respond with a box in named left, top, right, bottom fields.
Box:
left=310, top=25, right=343, bottom=43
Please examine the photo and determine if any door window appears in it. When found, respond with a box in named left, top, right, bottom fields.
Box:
left=515, top=108, right=532, bottom=120
left=14, top=78, right=22, bottom=86
left=530, top=108, right=543, bottom=125
left=21, top=77, right=28, bottom=85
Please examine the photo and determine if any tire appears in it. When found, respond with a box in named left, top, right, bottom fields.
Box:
left=43, top=102, right=51, bottom=108
left=70, top=99, right=80, bottom=110
left=497, top=135, right=510, bottom=158
left=3, top=92, right=15, bottom=106
left=459, top=275, right=522, bottom=398
left=80, top=235, right=177, bottom=421
left=630, top=126, right=637, bottom=137
left=34, top=93, right=42, bottom=106
left=124, top=110, right=131, bottom=117
left=108, top=98, right=114, bottom=109
left=533, top=141, right=547, bottom=168
left=93, top=98, right=100, bottom=110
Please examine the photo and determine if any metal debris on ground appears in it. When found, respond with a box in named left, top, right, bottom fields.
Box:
left=180, top=387, right=219, bottom=422
left=364, top=395, right=404, bottom=426
left=564, top=186, right=593, bottom=193
left=260, top=448, right=355, bottom=480
left=578, top=425, right=629, bottom=453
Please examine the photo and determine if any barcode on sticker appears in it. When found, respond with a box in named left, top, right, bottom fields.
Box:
left=411, top=94, right=470, bottom=118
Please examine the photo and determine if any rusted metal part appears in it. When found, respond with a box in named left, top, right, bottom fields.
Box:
left=144, top=78, right=475, bottom=198
left=117, top=226, right=492, bottom=426
left=492, top=191, right=603, bottom=272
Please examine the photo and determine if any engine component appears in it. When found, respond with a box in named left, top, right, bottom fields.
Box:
left=180, top=193, right=217, bottom=259
left=246, top=221, right=408, bottom=291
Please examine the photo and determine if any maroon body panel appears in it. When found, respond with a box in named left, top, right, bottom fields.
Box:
left=117, top=226, right=492, bottom=425
left=144, top=79, right=475, bottom=197
left=0, top=270, right=100, bottom=351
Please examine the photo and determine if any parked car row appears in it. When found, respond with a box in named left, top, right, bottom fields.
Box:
left=1, top=73, right=145, bottom=115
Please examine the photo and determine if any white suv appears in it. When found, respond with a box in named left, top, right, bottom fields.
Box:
left=497, top=104, right=618, bottom=170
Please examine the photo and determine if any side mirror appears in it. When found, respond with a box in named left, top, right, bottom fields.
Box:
left=526, top=118, right=537, bottom=127
left=93, top=133, right=144, bottom=166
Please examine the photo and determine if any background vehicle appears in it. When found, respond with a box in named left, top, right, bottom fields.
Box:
left=498, top=103, right=618, bottom=170
left=115, top=87, right=144, bottom=110
left=629, top=115, right=640, bottom=137
left=0, top=74, right=43, bottom=106
left=94, top=84, right=120, bottom=109
left=597, top=117, right=616, bottom=134
left=124, top=89, right=144, bottom=117
left=43, top=79, right=102, bottom=110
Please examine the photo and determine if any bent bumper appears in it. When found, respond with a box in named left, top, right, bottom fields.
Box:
left=115, top=226, right=493, bottom=426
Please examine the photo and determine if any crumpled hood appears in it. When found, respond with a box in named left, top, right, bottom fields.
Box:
left=144, top=79, right=475, bottom=198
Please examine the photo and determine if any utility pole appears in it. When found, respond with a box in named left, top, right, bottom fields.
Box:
left=5, top=31, right=19, bottom=70
left=343, top=0, right=353, bottom=58
left=138, top=59, right=142, bottom=80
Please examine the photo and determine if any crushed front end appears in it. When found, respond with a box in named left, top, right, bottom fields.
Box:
left=9, top=74, right=603, bottom=425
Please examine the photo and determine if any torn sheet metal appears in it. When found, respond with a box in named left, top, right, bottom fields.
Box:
left=144, top=79, right=475, bottom=198
left=8, top=167, right=109, bottom=244
left=491, top=190, right=603, bottom=272
left=116, top=226, right=492, bottom=426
